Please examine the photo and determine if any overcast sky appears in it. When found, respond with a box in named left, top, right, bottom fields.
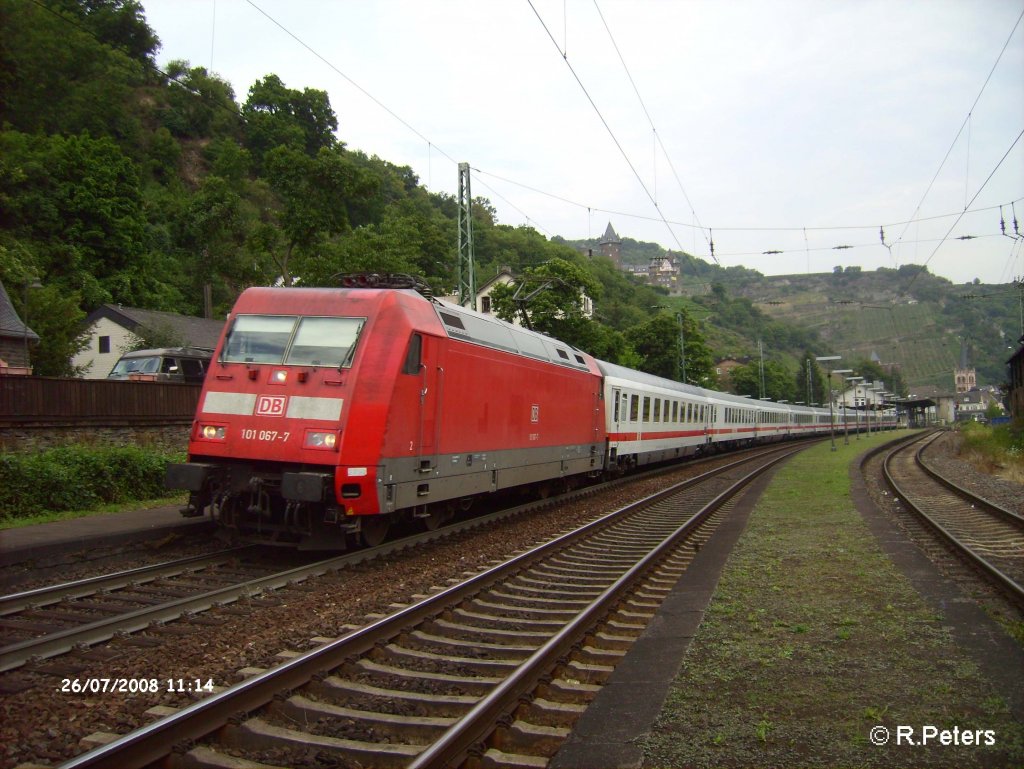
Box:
left=142, top=0, right=1024, bottom=286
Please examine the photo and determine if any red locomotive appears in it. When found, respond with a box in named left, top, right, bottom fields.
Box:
left=167, top=274, right=897, bottom=549
left=166, top=275, right=604, bottom=548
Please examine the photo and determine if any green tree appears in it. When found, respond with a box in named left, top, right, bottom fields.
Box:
left=0, top=0, right=149, bottom=138
left=796, top=353, right=828, bottom=405
left=262, top=145, right=378, bottom=284
left=242, top=75, right=338, bottom=169
left=623, top=310, right=714, bottom=385
left=0, top=130, right=160, bottom=306
left=625, top=313, right=682, bottom=380
left=161, top=61, right=239, bottom=139
left=730, top=359, right=795, bottom=401
left=180, top=174, right=257, bottom=308
left=24, top=283, right=89, bottom=377
left=52, top=0, right=160, bottom=63
left=489, top=257, right=602, bottom=341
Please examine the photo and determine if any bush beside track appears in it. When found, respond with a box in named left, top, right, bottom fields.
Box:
left=0, top=445, right=184, bottom=522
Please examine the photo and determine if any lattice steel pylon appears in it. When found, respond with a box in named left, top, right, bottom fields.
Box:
left=457, top=162, right=476, bottom=309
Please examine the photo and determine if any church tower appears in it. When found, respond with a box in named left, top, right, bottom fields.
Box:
left=954, top=339, right=976, bottom=393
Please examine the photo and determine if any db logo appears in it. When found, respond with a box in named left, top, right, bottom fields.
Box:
left=255, top=395, right=287, bottom=416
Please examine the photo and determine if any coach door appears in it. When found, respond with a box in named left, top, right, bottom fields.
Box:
left=604, top=387, right=619, bottom=464
left=612, top=388, right=623, bottom=433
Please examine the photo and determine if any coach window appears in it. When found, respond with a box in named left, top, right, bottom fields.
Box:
left=642, top=397, right=651, bottom=422
left=401, top=333, right=422, bottom=375
left=629, top=394, right=639, bottom=421
left=653, top=399, right=661, bottom=422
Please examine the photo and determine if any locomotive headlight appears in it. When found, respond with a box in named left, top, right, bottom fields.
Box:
left=305, top=430, right=338, bottom=450
left=200, top=424, right=226, bottom=440
left=270, top=369, right=288, bottom=384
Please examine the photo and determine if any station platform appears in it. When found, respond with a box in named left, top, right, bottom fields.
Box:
left=0, top=505, right=214, bottom=567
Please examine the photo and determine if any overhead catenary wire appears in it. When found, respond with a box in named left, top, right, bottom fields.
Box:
left=902, top=127, right=1024, bottom=295
left=469, top=170, right=1022, bottom=239
left=591, top=0, right=711, bottom=254
left=525, top=0, right=712, bottom=263
left=891, top=5, right=1024, bottom=259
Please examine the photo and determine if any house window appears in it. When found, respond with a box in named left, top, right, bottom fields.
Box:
left=98, top=336, right=111, bottom=354
left=481, top=296, right=491, bottom=314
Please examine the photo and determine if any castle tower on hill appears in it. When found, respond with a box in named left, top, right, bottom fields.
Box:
left=954, top=340, right=976, bottom=393
left=599, top=222, right=622, bottom=269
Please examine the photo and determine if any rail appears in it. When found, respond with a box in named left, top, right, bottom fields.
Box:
left=882, top=431, right=1024, bottom=607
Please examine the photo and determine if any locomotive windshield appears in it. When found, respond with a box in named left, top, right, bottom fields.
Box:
left=222, top=315, right=364, bottom=367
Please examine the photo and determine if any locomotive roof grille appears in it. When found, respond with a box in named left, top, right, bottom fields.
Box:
left=334, top=272, right=433, bottom=297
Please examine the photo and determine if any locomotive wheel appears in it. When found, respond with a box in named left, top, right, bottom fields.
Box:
left=421, top=509, right=453, bottom=531
left=360, top=516, right=390, bottom=547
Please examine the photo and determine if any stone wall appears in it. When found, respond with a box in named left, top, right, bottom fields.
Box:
left=0, top=420, right=191, bottom=454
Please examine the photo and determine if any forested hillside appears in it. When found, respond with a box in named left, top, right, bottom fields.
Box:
left=1, top=0, right=1015, bottom=401
left=1, top=0, right=694, bottom=377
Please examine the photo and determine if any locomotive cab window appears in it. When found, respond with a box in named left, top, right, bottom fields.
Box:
left=287, top=317, right=364, bottom=367
left=223, top=315, right=295, bottom=363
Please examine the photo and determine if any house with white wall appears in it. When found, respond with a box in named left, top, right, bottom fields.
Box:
left=72, top=304, right=225, bottom=379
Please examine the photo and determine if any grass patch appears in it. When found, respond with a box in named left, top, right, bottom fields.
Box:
left=642, top=431, right=1024, bottom=768
left=0, top=494, right=188, bottom=530
left=957, top=421, right=1024, bottom=484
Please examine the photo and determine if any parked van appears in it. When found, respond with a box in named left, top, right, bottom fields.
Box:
left=107, top=347, right=213, bottom=383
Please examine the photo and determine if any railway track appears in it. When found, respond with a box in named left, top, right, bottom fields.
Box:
left=0, top=546, right=300, bottom=673
left=0, top=444, right=800, bottom=678
left=60, top=442, right=802, bottom=769
left=882, top=430, right=1024, bottom=607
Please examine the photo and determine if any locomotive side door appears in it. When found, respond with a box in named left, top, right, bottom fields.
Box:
left=413, top=333, right=442, bottom=466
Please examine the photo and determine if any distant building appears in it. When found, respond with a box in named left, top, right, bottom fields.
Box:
left=0, top=279, right=39, bottom=374
left=475, top=267, right=515, bottom=318
left=72, top=304, right=224, bottom=379
left=955, top=388, right=1003, bottom=422
left=714, top=357, right=750, bottom=390
left=647, top=254, right=679, bottom=291
left=598, top=222, right=622, bottom=269
left=837, top=380, right=888, bottom=410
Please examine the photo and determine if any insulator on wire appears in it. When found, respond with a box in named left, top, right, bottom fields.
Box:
left=1000, top=206, right=1007, bottom=237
